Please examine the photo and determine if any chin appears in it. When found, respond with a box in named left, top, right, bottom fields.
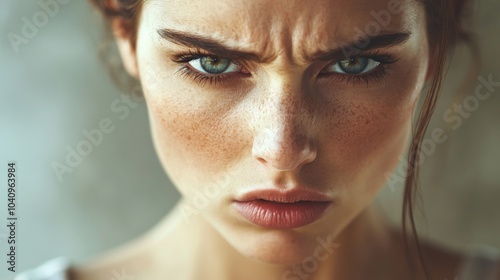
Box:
left=229, top=227, right=338, bottom=266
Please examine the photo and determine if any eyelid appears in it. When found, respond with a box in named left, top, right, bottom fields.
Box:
left=315, top=52, right=399, bottom=86
left=319, top=52, right=398, bottom=74
left=171, top=50, right=252, bottom=87
left=175, top=55, right=253, bottom=81
left=187, top=57, right=241, bottom=75
left=329, top=58, right=380, bottom=75
left=171, top=49, right=400, bottom=87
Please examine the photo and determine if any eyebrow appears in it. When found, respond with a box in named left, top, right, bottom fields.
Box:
left=157, top=28, right=411, bottom=63
left=309, top=32, right=411, bottom=61
left=158, top=28, right=270, bottom=62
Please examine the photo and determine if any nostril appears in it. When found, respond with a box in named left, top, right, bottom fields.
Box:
left=252, top=124, right=317, bottom=171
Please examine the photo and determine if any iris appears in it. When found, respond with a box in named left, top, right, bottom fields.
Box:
left=199, top=56, right=231, bottom=74
left=338, top=57, right=372, bottom=74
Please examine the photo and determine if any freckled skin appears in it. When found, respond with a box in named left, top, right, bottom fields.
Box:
left=77, top=0, right=465, bottom=279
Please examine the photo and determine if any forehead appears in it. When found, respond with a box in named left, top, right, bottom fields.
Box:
left=143, top=0, right=423, bottom=60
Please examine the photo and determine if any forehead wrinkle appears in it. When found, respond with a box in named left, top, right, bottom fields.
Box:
left=162, top=15, right=282, bottom=63
left=294, top=11, right=419, bottom=64
left=291, top=13, right=342, bottom=65
left=149, top=0, right=420, bottom=66
left=148, top=0, right=280, bottom=59
left=148, top=0, right=336, bottom=65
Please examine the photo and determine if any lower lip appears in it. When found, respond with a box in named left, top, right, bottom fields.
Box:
left=233, top=200, right=331, bottom=229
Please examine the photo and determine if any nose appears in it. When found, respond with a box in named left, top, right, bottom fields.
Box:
left=251, top=78, right=317, bottom=171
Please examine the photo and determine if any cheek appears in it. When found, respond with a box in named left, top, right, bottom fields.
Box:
left=321, top=64, right=425, bottom=197
left=345, top=103, right=411, bottom=196
left=143, top=83, right=248, bottom=197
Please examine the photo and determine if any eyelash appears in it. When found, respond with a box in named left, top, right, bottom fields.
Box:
left=320, top=53, right=398, bottom=87
left=172, top=49, right=245, bottom=87
left=171, top=49, right=398, bottom=87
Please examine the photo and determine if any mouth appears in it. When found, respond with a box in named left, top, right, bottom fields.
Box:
left=232, top=188, right=333, bottom=229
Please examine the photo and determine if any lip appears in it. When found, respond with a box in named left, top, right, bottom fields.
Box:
left=233, top=188, right=332, bottom=229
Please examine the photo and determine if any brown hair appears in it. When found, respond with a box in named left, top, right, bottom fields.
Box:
left=404, top=1, right=478, bottom=278
left=89, top=0, right=478, bottom=278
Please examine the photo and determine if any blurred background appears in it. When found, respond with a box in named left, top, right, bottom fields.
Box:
left=0, top=0, right=499, bottom=277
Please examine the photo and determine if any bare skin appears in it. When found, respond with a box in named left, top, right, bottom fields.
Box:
left=70, top=202, right=463, bottom=280
left=70, top=0, right=476, bottom=279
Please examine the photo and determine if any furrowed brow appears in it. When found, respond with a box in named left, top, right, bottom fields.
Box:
left=308, top=32, right=412, bottom=61
left=157, top=28, right=273, bottom=63
left=158, top=28, right=411, bottom=63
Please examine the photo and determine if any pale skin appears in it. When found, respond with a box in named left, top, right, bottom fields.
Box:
left=72, top=0, right=465, bottom=279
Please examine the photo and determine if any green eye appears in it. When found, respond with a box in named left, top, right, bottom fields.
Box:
left=328, top=57, right=381, bottom=75
left=189, top=56, right=240, bottom=74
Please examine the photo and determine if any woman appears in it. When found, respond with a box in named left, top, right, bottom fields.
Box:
left=13, top=0, right=500, bottom=279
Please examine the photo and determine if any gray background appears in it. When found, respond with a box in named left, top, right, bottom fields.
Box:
left=0, top=0, right=499, bottom=277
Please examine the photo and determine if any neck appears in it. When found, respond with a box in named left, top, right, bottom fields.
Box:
left=147, top=200, right=403, bottom=280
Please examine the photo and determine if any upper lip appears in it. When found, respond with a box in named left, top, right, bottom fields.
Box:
left=234, top=187, right=332, bottom=203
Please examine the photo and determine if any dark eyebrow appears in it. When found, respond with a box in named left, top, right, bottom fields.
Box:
left=158, top=28, right=272, bottom=63
left=158, top=28, right=411, bottom=63
left=308, top=32, right=412, bottom=61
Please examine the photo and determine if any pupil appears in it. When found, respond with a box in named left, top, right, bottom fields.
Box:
left=200, top=56, right=230, bottom=74
left=339, top=57, right=369, bottom=74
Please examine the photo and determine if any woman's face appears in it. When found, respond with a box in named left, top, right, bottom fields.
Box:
left=118, top=0, right=429, bottom=265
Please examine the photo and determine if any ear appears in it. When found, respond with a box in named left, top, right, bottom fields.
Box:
left=112, top=19, right=139, bottom=79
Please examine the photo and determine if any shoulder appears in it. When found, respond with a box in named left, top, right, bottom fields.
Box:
left=68, top=244, right=154, bottom=280
left=419, top=240, right=463, bottom=280
left=71, top=207, right=197, bottom=280
left=12, top=257, right=71, bottom=280
left=68, top=234, right=182, bottom=280
left=420, top=240, right=500, bottom=280
left=386, top=228, right=498, bottom=280
left=69, top=250, right=187, bottom=280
